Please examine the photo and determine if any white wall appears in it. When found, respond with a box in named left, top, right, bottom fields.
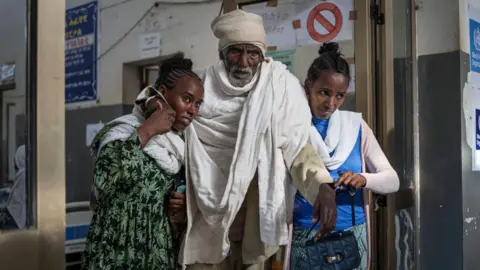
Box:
left=416, top=0, right=460, bottom=56
left=291, top=42, right=354, bottom=86
left=460, top=0, right=470, bottom=54
left=67, top=0, right=222, bottom=109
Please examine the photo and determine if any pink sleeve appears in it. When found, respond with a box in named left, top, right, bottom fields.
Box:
left=360, top=121, right=400, bottom=194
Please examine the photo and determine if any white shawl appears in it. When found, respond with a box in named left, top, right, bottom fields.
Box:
left=309, top=110, right=363, bottom=170
left=93, top=87, right=185, bottom=175
left=183, top=59, right=288, bottom=257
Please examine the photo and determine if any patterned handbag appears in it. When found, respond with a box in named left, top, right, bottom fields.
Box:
left=304, top=188, right=361, bottom=270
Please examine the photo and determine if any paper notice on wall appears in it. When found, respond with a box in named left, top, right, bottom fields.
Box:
left=463, top=72, right=473, bottom=149
left=469, top=72, right=480, bottom=171
left=295, top=0, right=354, bottom=46
left=139, top=32, right=161, bottom=59
left=243, top=2, right=297, bottom=50
left=86, top=123, right=104, bottom=147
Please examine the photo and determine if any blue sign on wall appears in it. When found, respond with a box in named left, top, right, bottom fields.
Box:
left=65, top=1, right=98, bottom=103
left=470, top=18, right=480, bottom=74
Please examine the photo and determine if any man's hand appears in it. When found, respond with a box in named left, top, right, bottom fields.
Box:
left=168, top=191, right=186, bottom=223
left=170, top=210, right=186, bottom=224
left=312, top=183, right=337, bottom=238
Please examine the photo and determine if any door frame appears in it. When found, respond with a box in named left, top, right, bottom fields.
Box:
left=376, top=0, right=419, bottom=269
left=0, top=0, right=66, bottom=269
left=378, top=0, right=396, bottom=269
left=353, top=3, right=377, bottom=269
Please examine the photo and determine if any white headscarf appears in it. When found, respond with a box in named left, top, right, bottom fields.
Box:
left=309, top=110, right=363, bottom=170
left=7, top=145, right=26, bottom=229
left=14, top=145, right=25, bottom=172
left=211, top=9, right=267, bottom=54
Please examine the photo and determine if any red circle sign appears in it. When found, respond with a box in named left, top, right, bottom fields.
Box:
left=307, top=2, right=343, bottom=43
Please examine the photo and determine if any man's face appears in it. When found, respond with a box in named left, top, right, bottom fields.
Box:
left=222, top=44, right=263, bottom=87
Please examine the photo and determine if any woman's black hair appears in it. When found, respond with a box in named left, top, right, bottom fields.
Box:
left=154, top=53, right=201, bottom=90
left=305, top=42, right=350, bottom=86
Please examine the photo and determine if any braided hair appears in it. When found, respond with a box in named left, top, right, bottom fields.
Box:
left=139, top=53, right=201, bottom=118
left=154, top=53, right=201, bottom=91
left=305, top=42, right=350, bottom=86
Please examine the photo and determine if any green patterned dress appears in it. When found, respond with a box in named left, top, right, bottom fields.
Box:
left=82, top=127, right=177, bottom=270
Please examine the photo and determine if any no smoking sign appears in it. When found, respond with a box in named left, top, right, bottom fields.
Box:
left=307, top=2, right=343, bottom=42
left=243, top=0, right=353, bottom=48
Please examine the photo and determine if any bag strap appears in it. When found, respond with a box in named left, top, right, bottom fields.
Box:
left=349, top=187, right=356, bottom=226
left=339, top=171, right=356, bottom=227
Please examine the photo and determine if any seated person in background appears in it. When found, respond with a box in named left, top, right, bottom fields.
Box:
left=0, top=145, right=26, bottom=230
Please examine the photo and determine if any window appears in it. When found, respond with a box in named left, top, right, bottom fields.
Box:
left=141, top=65, right=159, bottom=89
left=0, top=0, right=31, bottom=231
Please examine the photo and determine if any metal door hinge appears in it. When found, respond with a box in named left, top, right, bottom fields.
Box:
left=371, top=4, right=385, bottom=25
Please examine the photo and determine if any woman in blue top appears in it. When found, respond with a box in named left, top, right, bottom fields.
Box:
left=289, top=42, right=399, bottom=270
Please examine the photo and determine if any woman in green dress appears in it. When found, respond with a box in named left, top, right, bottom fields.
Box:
left=82, top=55, right=204, bottom=270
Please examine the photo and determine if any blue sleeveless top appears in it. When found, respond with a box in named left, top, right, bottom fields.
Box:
left=293, top=116, right=366, bottom=231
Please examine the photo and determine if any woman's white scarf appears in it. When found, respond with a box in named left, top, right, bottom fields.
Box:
left=94, top=87, right=185, bottom=175
left=309, top=110, right=363, bottom=170
left=184, top=59, right=287, bottom=246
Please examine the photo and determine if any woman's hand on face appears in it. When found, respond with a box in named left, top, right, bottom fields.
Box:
left=138, top=100, right=176, bottom=145
left=146, top=100, right=176, bottom=135
left=335, top=170, right=367, bottom=189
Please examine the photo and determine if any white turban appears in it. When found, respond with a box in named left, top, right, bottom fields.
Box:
left=211, top=9, right=267, bottom=55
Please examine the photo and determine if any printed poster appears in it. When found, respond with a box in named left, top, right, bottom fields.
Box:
left=468, top=4, right=480, bottom=170
left=65, top=1, right=98, bottom=103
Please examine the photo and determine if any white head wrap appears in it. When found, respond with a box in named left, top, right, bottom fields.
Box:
left=14, top=145, right=25, bottom=171
left=211, top=9, right=267, bottom=55
left=8, top=145, right=26, bottom=229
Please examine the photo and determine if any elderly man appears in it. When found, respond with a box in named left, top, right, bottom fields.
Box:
left=180, top=10, right=336, bottom=269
